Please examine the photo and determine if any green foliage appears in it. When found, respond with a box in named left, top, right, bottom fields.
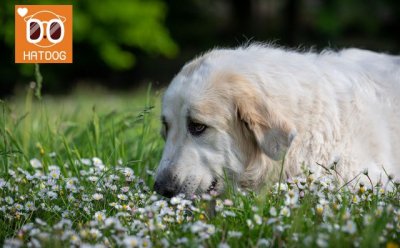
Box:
left=310, top=0, right=389, bottom=38
left=0, top=0, right=178, bottom=71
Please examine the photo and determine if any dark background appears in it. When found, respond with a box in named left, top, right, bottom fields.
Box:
left=1, top=0, right=400, bottom=97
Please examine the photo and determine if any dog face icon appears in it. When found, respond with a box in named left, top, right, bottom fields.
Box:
left=24, top=10, right=66, bottom=48
left=15, top=5, right=73, bottom=64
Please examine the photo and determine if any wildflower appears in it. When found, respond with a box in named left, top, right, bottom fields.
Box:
left=176, top=214, right=184, bottom=224
left=94, top=211, right=106, bottom=222
left=81, top=158, right=92, bottom=165
left=362, top=168, right=368, bottom=176
left=61, top=211, right=71, bottom=218
left=316, top=234, right=328, bottom=247
left=35, top=218, right=47, bottom=226
left=215, top=199, right=224, bottom=212
left=47, top=152, right=56, bottom=158
left=342, top=220, right=357, bottom=234
left=257, top=238, right=271, bottom=247
left=201, top=193, right=212, bottom=201
left=342, top=209, right=351, bottom=220
left=121, top=186, right=130, bottom=193
left=88, top=176, right=98, bottom=182
left=204, top=190, right=215, bottom=197
left=363, top=214, right=373, bottom=225
left=296, top=178, right=307, bottom=189
left=307, top=174, right=314, bottom=183
left=170, top=196, right=181, bottom=205
left=227, top=230, right=242, bottom=238
left=190, top=221, right=214, bottom=234
left=104, top=217, right=116, bottom=227
left=222, top=210, right=236, bottom=217
left=89, top=228, right=102, bottom=239
left=386, top=223, right=394, bottom=230
left=218, top=243, right=230, bottom=248
left=206, top=224, right=216, bottom=235
left=376, top=205, right=384, bottom=216
left=176, top=237, right=189, bottom=244
left=121, top=204, right=131, bottom=211
left=275, top=183, right=288, bottom=192
left=386, top=204, right=394, bottom=213
left=223, top=199, right=233, bottom=206
left=149, top=195, right=158, bottom=202
left=123, top=168, right=135, bottom=180
left=66, top=178, right=78, bottom=190
left=30, top=158, right=42, bottom=169
left=285, top=190, right=299, bottom=206
left=5, top=196, right=14, bottom=205
left=246, top=219, right=254, bottom=229
left=49, top=169, right=60, bottom=180
left=118, top=194, right=128, bottom=201
left=25, top=201, right=36, bottom=211
left=8, top=170, right=16, bottom=177
left=269, top=206, right=277, bottom=217
left=154, top=200, right=167, bottom=209
left=292, top=233, right=299, bottom=242
left=14, top=203, right=23, bottom=211
left=0, top=178, right=6, bottom=189
left=394, top=209, right=400, bottom=221
left=4, top=239, right=23, bottom=248
left=92, top=157, right=103, bottom=166
left=70, top=234, right=80, bottom=244
left=65, top=195, right=75, bottom=203
left=53, top=205, right=62, bottom=212
left=316, top=204, right=324, bottom=216
left=108, top=174, right=120, bottom=181
left=280, top=206, right=291, bottom=217
left=352, top=195, right=360, bottom=204
left=92, top=193, right=103, bottom=201
left=254, top=214, right=262, bottom=225
left=359, top=184, right=366, bottom=194
left=108, top=184, right=118, bottom=191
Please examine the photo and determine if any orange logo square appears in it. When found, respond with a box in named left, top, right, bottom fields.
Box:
left=15, top=5, right=73, bottom=63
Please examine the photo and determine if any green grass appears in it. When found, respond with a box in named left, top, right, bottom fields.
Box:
left=0, top=86, right=399, bottom=247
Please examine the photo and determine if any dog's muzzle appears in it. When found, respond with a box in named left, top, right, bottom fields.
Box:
left=153, top=169, right=179, bottom=198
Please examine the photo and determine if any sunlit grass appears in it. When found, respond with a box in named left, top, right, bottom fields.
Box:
left=0, top=86, right=399, bottom=247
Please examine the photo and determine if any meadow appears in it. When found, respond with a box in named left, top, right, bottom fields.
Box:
left=0, top=85, right=399, bottom=247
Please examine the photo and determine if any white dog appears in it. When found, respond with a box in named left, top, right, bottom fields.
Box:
left=154, top=44, right=400, bottom=197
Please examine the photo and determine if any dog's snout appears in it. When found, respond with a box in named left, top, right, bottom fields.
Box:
left=153, top=170, right=178, bottom=198
left=154, top=180, right=176, bottom=198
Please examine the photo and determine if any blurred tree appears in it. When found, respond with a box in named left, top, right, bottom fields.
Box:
left=73, top=0, right=178, bottom=70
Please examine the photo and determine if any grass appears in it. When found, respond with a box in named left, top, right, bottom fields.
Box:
left=0, top=85, right=399, bottom=248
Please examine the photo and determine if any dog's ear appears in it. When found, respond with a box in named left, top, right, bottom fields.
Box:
left=231, top=77, right=296, bottom=160
left=248, top=120, right=296, bottom=160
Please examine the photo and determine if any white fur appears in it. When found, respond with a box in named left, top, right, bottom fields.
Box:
left=155, top=44, right=400, bottom=196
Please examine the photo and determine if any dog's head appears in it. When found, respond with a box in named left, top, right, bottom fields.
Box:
left=154, top=50, right=296, bottom=197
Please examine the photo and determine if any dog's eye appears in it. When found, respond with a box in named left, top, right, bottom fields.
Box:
left=188, top=120, right=207, bottom=136
left=161, top=120, right=168, bottom=140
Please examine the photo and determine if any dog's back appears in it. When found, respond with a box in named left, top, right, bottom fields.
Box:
left=230, top=46, right=400, bottom=184
left=315, top=48, right=400, bottom=183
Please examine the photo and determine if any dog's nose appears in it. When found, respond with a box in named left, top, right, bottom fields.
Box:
left=154, top=180, right=176, bottom=198
left=153, top=169, right=179, bottom=198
